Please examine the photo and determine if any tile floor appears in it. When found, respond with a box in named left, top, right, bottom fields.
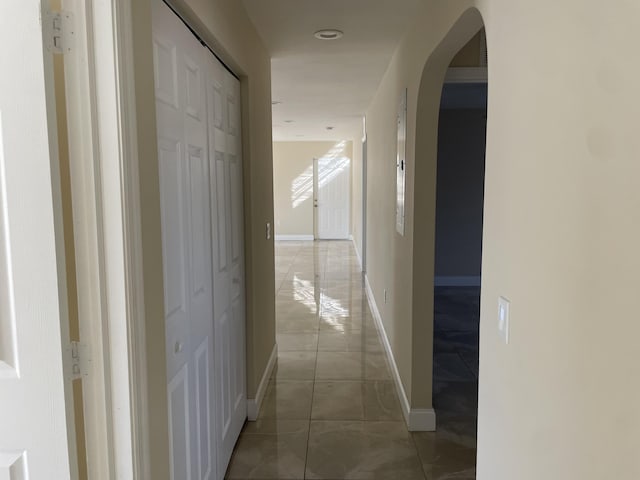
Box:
left=225, top=241, right=478, bottom=479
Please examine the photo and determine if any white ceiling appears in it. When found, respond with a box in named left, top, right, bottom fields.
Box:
left=241, top=0, right=421, bottom=142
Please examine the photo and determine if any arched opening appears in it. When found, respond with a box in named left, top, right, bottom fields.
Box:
left=433, top=31, right=487, bottom=468
left=411, top=8, right=487, bottom=477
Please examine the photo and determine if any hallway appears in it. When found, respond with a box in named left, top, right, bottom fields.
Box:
left=225, top=241, right=475, bottom=479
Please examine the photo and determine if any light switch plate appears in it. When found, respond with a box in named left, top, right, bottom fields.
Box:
left=498, top=296, right=510, bottom=344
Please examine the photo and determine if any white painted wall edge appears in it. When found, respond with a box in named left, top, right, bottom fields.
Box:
left=351, top=237, right=362, bottom=269
left=364, top=276, right=436, bottom=432
left=434, top=276, right=481, bottom=287
left=274, top=235, right=314, bottom=241
left=246, top=343, right=278, bottom=421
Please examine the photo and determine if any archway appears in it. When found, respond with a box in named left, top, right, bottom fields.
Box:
left=410, top=7, right=487, bottom=476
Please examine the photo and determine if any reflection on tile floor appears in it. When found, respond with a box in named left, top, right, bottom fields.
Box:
left=225, top=241, right=479, bottom=479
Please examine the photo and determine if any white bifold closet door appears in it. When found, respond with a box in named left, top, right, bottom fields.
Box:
left=205, top=43, right=247, bottom=478
left=152, top=1, right=246, bottom=479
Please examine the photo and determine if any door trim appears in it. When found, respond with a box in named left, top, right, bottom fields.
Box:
left=313, top=157, right=318, bottom=240
left=64, top=0, right=158, bottom=477
left=362, top=136, right=368, bottom=272
left=62, top=1, right=115, bottom=478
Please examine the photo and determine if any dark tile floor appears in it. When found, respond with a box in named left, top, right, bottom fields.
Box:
left=422, top=286, right=480, bottom=477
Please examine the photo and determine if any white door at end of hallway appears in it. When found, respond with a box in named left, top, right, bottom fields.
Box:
left=314, top=155, right=351, bottom=239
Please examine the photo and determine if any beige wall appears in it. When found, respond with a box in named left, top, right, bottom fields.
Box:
left=364, top=1, right=640, bottom=478
left=272, top=141, right=353, bottom=238
left=449, top=30, right=483, bottom=67
left=131, top=1, right=275, bottom=477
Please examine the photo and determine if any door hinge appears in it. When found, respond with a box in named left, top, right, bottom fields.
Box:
left=68, top=341, right=90, bottom=381
left=45, top=10, right=74, bottom=55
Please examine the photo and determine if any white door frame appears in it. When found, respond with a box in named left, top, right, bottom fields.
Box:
left=57, top=0, right=153, bottom=477
left=312, top=157, right=319, bottom=240
left=361, top=135, right=368, bottom=273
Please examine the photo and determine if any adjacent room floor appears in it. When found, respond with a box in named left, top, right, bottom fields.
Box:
left=225, top=241, right=477, bottom=479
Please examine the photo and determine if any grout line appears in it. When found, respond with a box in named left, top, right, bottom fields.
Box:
left=303, top=241, right=326, bottom=479
left=409, top=429, right=430, bottom=480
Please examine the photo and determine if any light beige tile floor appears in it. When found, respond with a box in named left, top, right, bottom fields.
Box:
left=226, top=240, right=476, bottom=479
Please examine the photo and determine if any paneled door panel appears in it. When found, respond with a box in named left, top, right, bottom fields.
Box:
left=0, top=1, right=76, bottom=477
left=214, top=152, right=228, bottom=275
left=207, top=58, right=247, bottom=479
left=153, top=1, right=215, bottom=479
left=195, top=338, right=213, bottom=480
left=188, top=148, right=208, bottom=299
left=158, top=137, right=190, bottom=381
left=168, top=365, right=191, bottom=480
left=157, top=140, right=187, bottom=321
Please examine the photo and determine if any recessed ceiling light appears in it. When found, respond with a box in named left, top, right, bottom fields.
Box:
left=272, top=100, right=282, bottom=105
left=326, top=126, right=334, bottom=131
left=284, top=120, right=294, bottom=124
left=314, top=29, right=344, bottom=41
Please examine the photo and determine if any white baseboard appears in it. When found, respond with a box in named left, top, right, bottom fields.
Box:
left=409, top=409, right=437, bottom=431
left=274, top=234, right=314, bottom=241
left=364, top=275, right=436, bottom=432
left=434, top=276, right=481, bottom=287
left=351, top=237, right=362, bottom=269
left=246, top=343, right=278, bottom=421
